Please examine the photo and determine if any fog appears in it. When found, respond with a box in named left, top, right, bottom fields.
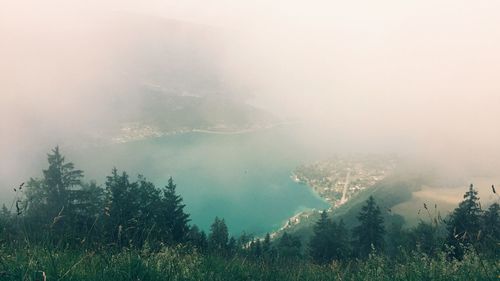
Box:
left=2, top=0, right=500, bottom=197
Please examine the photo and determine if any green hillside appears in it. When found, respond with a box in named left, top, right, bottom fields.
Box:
left=280, top=168, right=431, bottom=245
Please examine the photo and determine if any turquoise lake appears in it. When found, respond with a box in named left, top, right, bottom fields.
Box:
left=71, top=125, right=329, bottom=235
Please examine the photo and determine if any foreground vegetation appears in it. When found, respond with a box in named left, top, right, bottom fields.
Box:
left=0, top=245, right=497, bottom=281
left=0, top=147, right=498, bottom=280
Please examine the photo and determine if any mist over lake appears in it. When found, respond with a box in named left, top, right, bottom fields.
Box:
left=69, top=125, right=329, bottom=235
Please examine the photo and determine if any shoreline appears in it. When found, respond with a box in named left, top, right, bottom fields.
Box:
left=267, top=176, right=332, bottom=240
left=191, top=127, right=268, bottom=135
left=269, top=208, right=318, bottom=239
left=109, top=121, right=297, bottom=144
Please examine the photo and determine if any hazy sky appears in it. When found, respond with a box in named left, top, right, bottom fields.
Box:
left=2, top=0, right=500, bottom=188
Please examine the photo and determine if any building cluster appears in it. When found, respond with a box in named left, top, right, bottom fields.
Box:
left=292, top=155, right=397, bottom=207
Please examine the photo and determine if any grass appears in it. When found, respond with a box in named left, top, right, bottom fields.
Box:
left=0, top=245, right=497, bottom=281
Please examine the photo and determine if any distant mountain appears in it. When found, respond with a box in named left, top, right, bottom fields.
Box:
left=69, top=14, right=278, bottom=142
left=103, top=86, right=279, bottom=143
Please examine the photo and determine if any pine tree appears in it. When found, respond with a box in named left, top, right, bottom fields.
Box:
left=252, top=239, right=262, bottom=257
left=277, top=232, right=302, bottom=259
left=134, top=176, right=161, bottom=246
left=70, top=181, right=104, bottom=245
left=446, top=184, right=483, bottom=257
left=386, top=221, right=409, bottom=258
left=159, top=177, right=190, bottom=244
left=227, top=237, right=237, bottom=256
left=410, top=222, right=439, bottom=256
left=309, top=210, right=330, bottom=263
left=263, top=233, right=272, bottom=257
left=238, top=232, right=252, bottom=249
left=353, top=196, right=385, bottom=257
left=199, top=230, right=208, bottom=251
left=26, top=146, right=83, bottom=214
left=24, top=147, right=84, bottom=241
left=208, top=217, right=229, bottom=254
left=480, top=203, right=499, bottom=257
left=309, top=211, right=350, bottom=263
left=330, top=219, right=350, bottom=260
left=0, top=204, right=9, bottom=220
left=0, top=204, right=10, bottom=240
left=188, top=225, right=208, bottom=252
left=104, top=168, right=138, bottom=246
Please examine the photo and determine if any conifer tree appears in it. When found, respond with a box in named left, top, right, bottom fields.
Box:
left=353, top=196, right=385, bottom=257
left=263, top=232, right=272, bottom=257
left=227, top=237, right=237, bottom=256
left=133, top=176, right=161, bottom=246
left=479, top=203, right=499, bottom=257
left=0, top=204, right=9, bottom=220
left=199, top=230, right=208, bottom=251
left=250, top=239, right=262, bottom=257
left=208, top=217, right=229, bottom=253
left=159, top=177, right=190, bottom=244
left=385, top=221, right=409, bottom=258
left=0, top=204, right=10, bottom=240
left=277, top=232, right=302, bottom=259
left=24, top=147, right=84, bottom=241
left=238, top=232, right=252, bottom=249
left=309, top=210, right=330, bottom=263
left=43, top=146, right=84, bottom=213
left=410, top=222, right=439, bottom=256
left=70, top=181, right=104, bottom=245
left=446, top=184, right=483, bottom=257
left=188, top=225, right=208, bottom=252
left=309, top=211, right=350, bottom=263
left=104, top=168, right=138, bottom=246
left=26, top=147, right=84, bottom=215
left=330, top=219, right=350, bottom=260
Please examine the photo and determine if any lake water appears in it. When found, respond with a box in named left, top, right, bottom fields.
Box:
left=72, top=125, right=329, bottom=235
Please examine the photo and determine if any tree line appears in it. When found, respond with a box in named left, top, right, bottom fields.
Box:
left=308, top=187, right=499, bottom=263
left=0, top=147, right=498, bottom=263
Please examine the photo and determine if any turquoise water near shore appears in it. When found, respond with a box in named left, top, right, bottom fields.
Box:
left=72, top=125, right=329, bottom=235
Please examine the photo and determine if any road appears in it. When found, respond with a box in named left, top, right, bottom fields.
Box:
left=339, top=169, right=351, bottom=205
